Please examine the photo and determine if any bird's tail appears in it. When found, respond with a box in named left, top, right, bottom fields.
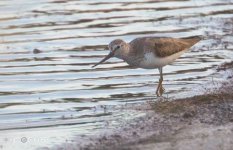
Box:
left=181, top=36, right=202, bottom=46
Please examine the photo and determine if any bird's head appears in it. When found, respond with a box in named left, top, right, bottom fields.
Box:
left=92, top=39, right=128, bottom=68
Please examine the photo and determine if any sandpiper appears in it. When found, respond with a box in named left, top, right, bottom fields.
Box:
left=92, top=36, right=201, bottom=97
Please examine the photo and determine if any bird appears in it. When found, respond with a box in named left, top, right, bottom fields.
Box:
left=92, top=36, right=201, bottom=97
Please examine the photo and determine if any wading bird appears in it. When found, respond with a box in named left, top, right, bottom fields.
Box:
left=92, top=36, right=201, bottom=97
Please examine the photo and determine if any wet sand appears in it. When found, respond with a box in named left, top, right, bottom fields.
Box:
left=53, top=62, right=233, bottom=150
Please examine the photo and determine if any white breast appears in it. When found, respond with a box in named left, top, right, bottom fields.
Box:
left=139, top=50, right=187, bottom=69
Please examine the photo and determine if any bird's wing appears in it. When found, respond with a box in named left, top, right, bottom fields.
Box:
left=149, top=36, right=201, bottom=57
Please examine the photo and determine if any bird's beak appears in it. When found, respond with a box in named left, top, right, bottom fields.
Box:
left=92, top=51, right=114, bottom=68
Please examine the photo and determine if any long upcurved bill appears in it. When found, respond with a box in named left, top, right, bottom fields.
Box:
left=92, top=51, right=114, bottom=68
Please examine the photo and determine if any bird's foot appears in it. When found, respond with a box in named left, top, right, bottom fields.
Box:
left=155, top=81, right=165, bottom=97
left=156, top=85, right=165, bottom=97
left=156, top=90, right=162, bottom=97
left=157, top=87, right=168, bottom=102
left=159, top=86, right=165, bottom=96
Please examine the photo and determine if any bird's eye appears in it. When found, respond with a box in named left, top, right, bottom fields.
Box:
left=116, top=45, right=120, bottom=50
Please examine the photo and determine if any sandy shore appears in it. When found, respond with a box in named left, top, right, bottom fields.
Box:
left=52, top=62, right=233, bottom=150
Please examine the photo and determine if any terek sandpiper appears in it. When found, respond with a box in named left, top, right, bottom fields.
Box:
left=92, top=36, right=201, bottom=97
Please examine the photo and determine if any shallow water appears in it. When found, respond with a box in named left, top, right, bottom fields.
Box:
left=0, top=0, right=233, bottom=149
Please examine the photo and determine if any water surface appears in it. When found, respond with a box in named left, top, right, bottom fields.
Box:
left=0, top=0, right=233, bottom=149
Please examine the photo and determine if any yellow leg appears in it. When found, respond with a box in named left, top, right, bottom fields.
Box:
left=156, top=78, right=162, bottom=97
left=159, top=82, right=165, bottom=96
left=156, top=67, right=165, bottom=97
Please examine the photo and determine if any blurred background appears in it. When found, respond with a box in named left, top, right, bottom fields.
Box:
left=0, top=0, right=233, bottom=149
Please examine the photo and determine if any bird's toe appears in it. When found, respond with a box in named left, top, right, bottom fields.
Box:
left=159, top=86, right=165, bottom=96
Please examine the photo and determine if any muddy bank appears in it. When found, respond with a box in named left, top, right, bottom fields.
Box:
left=52, top=62, right=233, bottom=150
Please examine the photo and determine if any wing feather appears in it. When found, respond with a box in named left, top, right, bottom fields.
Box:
left=129, top=36, right=201, bottom=57
left=153, top=36, right=201, bottom=57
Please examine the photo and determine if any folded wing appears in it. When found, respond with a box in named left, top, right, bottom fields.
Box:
left=153, top=36, right=201, bottom=57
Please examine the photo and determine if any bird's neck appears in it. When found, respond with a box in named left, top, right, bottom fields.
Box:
left=117, top=44, right=131, bottom=59
left=118, top=44, right=141, bottom=66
